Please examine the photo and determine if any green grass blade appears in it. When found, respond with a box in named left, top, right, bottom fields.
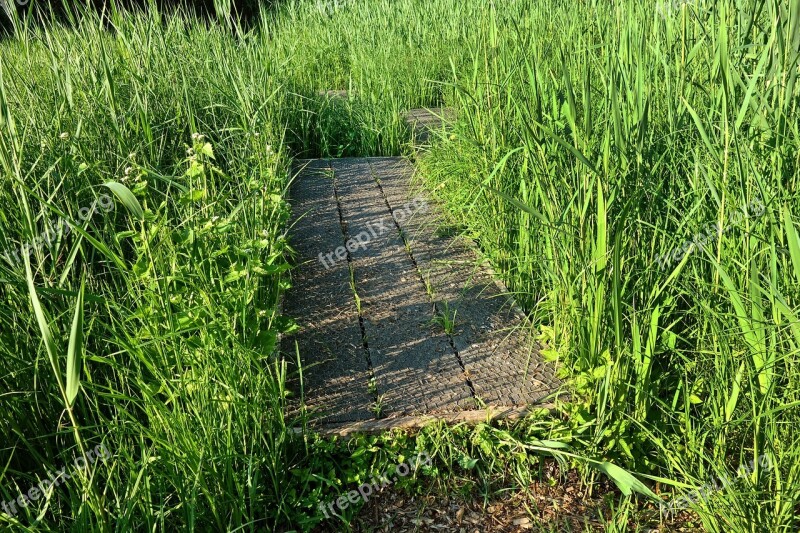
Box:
left=591, top=461, right=660, bottom=499
left=682, top=97, right=721, bottom=166
left=66, top=278, right=85, bottom=407
left=725, top=362, right=746, bottom=422
left=104, top=181, right=145, bottom=221
left=23, top=253, right=66, bottom=401
left=783, top=205, right=800, bottom=284
left=595, top=179, right=607, bottom=273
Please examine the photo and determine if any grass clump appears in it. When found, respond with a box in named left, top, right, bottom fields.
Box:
left=417, top=0, right=800, bottom=529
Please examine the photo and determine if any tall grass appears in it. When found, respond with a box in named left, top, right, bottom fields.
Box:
left=419, top=0, right=800, bottom=529
left=0, top=1, right=489, bottom=530
left=0, top=5, right=305, bottom=530
left=0, top=0, right=798, bottom=530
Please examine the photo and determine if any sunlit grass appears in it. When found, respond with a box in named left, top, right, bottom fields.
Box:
left=0, top=0, right=798, bottom=530
left=418, top=0, right=800, bottom=529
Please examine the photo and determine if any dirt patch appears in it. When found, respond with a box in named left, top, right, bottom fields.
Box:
left=313, top=462, right=702, bottom=532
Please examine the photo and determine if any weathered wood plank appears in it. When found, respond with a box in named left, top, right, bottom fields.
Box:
left=331, top=158, right=474, bottom=416
left=368, top=157, right=561, bottom=408
left=283, top=159, right=375, bottom=423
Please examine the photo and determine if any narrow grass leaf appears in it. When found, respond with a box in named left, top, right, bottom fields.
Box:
left=592, top=461, right=659, bottom=499
left=23, top=254, right=66, bottom=399
left=104, top=182, right=145, bottom=221
left=66, top=278, right=85, bottom=407
left=783, top=205, right=800, bottom=284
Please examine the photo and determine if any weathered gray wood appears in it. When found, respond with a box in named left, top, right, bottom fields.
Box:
left=282, top=151, right=562, bottom=433
left=297, top=404, right=557, bottom=437
left=404, top=107, right=456, bottom=144
left=368, top=157, right=561, bottom=407
left=283, top=159, right=375, bottom=423
left=331, top=158, right=474, bottom=416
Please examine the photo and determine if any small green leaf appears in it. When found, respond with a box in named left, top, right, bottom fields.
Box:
left=180, top=189, right=206, bottom=204
left=274, top=316, right=300, bottom=334
left=351, top=447, right=367, bottom=458
left=592, top=461, right=659, bottom=499
left=133, top=255, right=151, bottom=279
left=103, top=182, right=144, bottom=221
left=185, top=160, right=204, bottom=178
left=458, top=455, right=479, bottom=470
left=199, top=142, right=215, bottom=159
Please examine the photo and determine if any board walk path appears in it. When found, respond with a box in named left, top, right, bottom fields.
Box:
left=282, top=108, right=562, bottom=435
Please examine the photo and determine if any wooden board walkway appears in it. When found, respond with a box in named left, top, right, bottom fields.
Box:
left=282, top=109, right=562, bottom=435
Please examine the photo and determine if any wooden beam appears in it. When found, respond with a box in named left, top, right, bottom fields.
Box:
left=293, top=402, right=561, bottom=438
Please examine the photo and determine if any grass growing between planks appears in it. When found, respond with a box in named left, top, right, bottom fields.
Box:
left=0, top=0, right=798, bottom=531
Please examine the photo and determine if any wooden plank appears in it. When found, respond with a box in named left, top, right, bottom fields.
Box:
left=404, top=107, right=456, bottom=144
left=296, top=402, right=562, bottom=437
left=283, top=155, right=563, bottom=432
left=368, top=158, right=562, bottom=407
left=331, top=158, right=475, bottom=416
left=282, top=159, right=376, bottom=423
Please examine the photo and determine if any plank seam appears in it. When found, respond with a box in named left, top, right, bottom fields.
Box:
left=368, top=160, right=478, bottom=402
left=330, top=160, right=380, bottom=413
left=326, top=161, right=379, bottom=414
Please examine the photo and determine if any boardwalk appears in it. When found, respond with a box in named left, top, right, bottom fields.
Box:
left=282, top=110, right=561, bottom=434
